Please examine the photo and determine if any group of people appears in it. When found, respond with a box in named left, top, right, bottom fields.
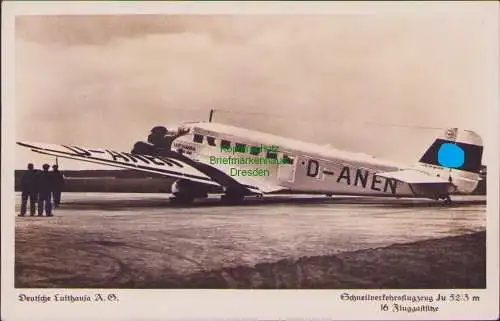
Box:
left=19, top=163, right=65, bottom=217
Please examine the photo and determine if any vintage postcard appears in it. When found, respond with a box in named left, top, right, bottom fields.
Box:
left=2, top=1, right=499, bottom=320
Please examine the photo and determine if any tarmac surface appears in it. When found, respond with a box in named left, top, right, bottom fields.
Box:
left=14, top=193, right=486, bottom=288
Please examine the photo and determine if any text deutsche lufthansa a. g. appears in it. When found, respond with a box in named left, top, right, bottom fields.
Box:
left=18, top=292, right=120, bottom=304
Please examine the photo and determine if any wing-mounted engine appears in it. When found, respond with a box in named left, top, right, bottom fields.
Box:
left=131, top=125, right=190, bottom=157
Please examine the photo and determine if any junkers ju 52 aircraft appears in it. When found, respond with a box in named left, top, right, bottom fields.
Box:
left=17, top=121, right=483, bottom=205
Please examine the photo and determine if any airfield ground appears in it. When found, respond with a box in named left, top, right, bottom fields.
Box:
left=14, top=193, right=486, bottom=289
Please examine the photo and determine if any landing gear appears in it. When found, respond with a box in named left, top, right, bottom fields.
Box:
left=434, top=194, right=452, bottom=205
left=325, top=193, right=333, bottom=197
left=220, top=192, right=245, bottom=204
left=436, top=194, right=452, bottom=205
left=169, top=179, right=208, bottom=205
left=170, top=194, right=195, bottom=205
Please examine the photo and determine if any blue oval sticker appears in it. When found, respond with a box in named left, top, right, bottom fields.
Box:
left=437, top=143, right=464, bottom=168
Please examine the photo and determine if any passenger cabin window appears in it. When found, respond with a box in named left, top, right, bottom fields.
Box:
left=221, top=140, right=231, bottom=149
left=282, top=155, right=294, bottom=165
left=266, top=151, right=278, bottom=159
left=207, top=136, right=216, bottom=146
left=193, top=134, right=203, bottom=144
left=249, top=146, right=261, bottom=155
left=235, top=143, right=246, bottom=153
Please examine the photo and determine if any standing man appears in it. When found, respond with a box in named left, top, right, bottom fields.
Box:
left=37, top=164, right=53, bottom=217
left=19, top=163, right=37, bottom=216
left=51, top=164, right=65, bottom=207
left=33, top=167, right=41, bottom=205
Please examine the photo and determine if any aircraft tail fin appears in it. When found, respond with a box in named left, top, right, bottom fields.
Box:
left=417, top=128, right=484, bottom=194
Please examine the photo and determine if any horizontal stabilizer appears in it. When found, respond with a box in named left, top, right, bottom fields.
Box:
left=378, top=169, right=451, bottom=185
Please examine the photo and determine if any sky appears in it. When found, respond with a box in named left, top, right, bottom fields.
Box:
left=12, top=9, right=498, bottom=170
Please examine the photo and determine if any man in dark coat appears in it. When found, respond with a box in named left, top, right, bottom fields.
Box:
left=51, top=165, right=65, bottom=207
left=19, top=163, right=37, bottom=216
left=37, top=164, right=53, bottom=217
left=33, top=168, right=42, bottom=204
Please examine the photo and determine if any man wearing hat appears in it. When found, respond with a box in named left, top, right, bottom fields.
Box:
left=37, top=163, right=53, bottom=216
left=51, top=164, right=65, bottom=207
left=19, top=163, right=37, bottom=216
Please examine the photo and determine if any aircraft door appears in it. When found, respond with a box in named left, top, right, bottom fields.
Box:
left=277, top=154, right=296, bottom=183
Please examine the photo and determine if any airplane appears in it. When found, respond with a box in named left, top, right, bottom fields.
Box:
left=16, top=121, right=484, bottom=205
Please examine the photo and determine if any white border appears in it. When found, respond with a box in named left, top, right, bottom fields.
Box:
left=2, top=1, right=499, bottom=320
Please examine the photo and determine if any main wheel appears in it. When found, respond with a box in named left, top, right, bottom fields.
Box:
left=170, top=194, right=195, bottom=205
left=220, top=193, right=245, bottom=205
left=170, top=179, right=207, bottom=205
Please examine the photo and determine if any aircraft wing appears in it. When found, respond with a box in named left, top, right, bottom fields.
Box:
left=16, top=142, right=221, bottom=187
left=377, top=169, right=451, bottom=185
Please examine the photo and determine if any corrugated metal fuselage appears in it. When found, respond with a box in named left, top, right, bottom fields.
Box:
left=173, top=123, right=416, bottom=197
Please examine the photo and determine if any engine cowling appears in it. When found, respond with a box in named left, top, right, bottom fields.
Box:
left=131, top=141, right=157, bottom=155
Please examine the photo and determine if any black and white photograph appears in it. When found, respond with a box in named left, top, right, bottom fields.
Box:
left=2, top=1, right=499, bottom=320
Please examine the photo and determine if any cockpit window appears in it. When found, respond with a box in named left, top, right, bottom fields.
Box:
left=207, top=136, right=216, bottom=146
left=193, top=134, right=203, bottom=143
